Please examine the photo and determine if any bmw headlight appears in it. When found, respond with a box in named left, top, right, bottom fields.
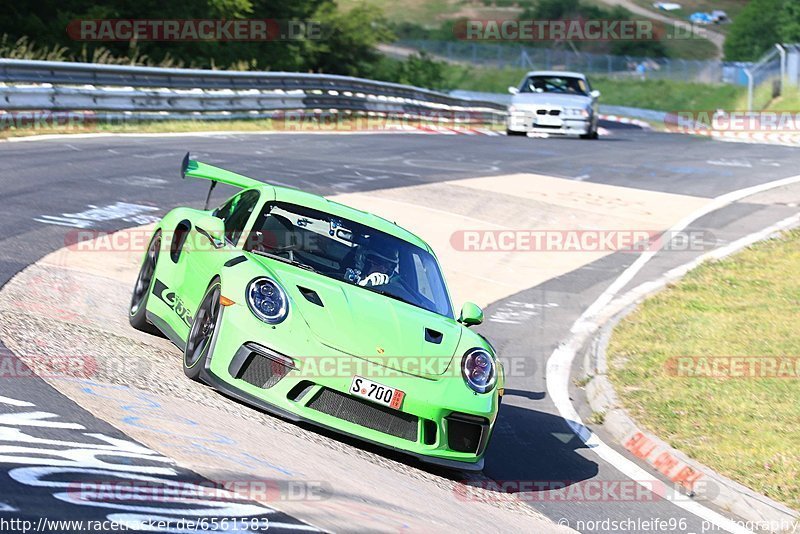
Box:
left=564, top=108, right=590, bottom=118
left=246, top=277, right=289, bottom=324
left=462, top=348, right=497, bottom=394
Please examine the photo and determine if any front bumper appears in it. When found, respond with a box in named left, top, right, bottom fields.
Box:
left=202, top=302, right=500, bottom=470
left=507, top=110, right=591, bottom=136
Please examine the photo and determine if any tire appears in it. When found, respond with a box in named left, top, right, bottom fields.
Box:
left=129, top=231, right=162, bottom=335
left=506, top=129, right=526, bottom=136
left=580, top=121, right=599, bottom=140
left=183, top=280, right=221, bottom=381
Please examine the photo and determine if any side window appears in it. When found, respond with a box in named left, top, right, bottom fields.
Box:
left=213, top=190, right=260, bottom=246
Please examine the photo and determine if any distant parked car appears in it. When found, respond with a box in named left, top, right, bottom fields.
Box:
left=710, top=10, right=729, bottom=23
left=689, top=12, right=713, bottom=25
left=506, top=71, right=600, bottom=139
left=653, top=2, right=681, bottom=11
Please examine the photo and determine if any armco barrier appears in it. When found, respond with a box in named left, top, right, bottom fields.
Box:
left=0, top=59, right=505, bottom=122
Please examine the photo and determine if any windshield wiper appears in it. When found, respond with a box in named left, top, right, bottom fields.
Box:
left=250, top=249, right=317, bottom=272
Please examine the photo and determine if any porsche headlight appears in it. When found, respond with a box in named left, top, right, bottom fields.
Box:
left=246, top=277, right=289, bottom=324
left=462, top=348, right=497, bottom=394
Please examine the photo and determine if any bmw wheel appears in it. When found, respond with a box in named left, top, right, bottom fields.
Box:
left=580, top=120, right=599, bottom=140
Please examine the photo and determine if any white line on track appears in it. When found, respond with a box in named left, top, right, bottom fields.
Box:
left=0, top=502, right=16, bottom=512
left=546, top=173, right=800, bottom=534
left=0, top=411, right=86, bottom=429
left=0, top=395, right=35, bottom=407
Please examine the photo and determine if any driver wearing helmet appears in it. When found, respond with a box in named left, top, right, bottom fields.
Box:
left=357, top=239, right=399, bottom=287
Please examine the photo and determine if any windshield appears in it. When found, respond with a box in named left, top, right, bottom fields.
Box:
left=520, top=75, right=589, bottom=95
left=244, top=202, right=454, bottom=318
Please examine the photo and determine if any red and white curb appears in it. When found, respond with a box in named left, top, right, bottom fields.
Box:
left=599, top=114, right=652, bottom=129
left=409, top=125, right=504, bottom=136
left=677, top=128, right=800, bottom=148
left=385, top=125, right=616, bottom=137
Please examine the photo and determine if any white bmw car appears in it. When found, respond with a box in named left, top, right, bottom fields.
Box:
left=506, top=71, right=600, bottom=139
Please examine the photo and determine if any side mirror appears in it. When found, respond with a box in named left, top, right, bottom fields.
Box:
left=590, top=90, right=601, bottom=99
left=508, top=86, right=519, bottom=95
left=196, top=214, right=226, bottom=249
left=459, top=302, right=484, bottom=326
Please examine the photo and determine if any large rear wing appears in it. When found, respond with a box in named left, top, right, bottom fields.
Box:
left=181, top=152, right=264, bottom=209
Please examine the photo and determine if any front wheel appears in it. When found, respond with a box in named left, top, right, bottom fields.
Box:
left=183, top=280, right=221, bottom=381
left=580, top=122, right=599, bottom=140
left=129, top=232, right=162, bottom=335
left=506, top=128, right=526, bottom=136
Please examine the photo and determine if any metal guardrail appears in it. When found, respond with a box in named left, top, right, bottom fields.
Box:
left=0, top=59, right=506, bottom=121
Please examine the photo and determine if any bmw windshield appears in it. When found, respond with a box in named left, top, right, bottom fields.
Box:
left=520, top=75, right=589, bottom=95
left=244, top=202, right=454, bottom=318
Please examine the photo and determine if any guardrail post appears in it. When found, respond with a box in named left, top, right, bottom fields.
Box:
left=744, top=68, right=754, bottom=111
left=776, top=44, right=786, bottom=93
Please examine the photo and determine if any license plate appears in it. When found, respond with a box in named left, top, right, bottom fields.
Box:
left=350, top=376, right=405, bottom=410
left=534, top=116, right=562, bottom=127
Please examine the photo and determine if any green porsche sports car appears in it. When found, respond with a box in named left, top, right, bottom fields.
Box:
left=129, top=154, right=504, bottom=470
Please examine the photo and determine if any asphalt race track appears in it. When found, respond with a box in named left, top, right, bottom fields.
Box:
left=1, top=125, right=799, bottom=533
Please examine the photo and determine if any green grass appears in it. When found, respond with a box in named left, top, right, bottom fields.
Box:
left=765, top=85, right=800, bottom=112
left=593, top=77, right=745, bottom=111
left=608, top=229, right=800, bottom=510
left=657, top=33, right=719, bottom=60
left=339, top=0, right=474, bottom=25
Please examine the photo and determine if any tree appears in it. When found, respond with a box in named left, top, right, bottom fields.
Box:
left=304, top=3, right=392, bottom=76
left=780, top=0, right=800, bottom=43
left=0, top=0, right=394, bottom=75
left=723, top=0, right=783, bottom=61
left=391, top=52, right=449, bottom=90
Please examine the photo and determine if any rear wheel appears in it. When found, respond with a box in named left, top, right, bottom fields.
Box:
left=129, top=232, right=162, bottom=335
left=183, top=280, right=221, bottom=381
